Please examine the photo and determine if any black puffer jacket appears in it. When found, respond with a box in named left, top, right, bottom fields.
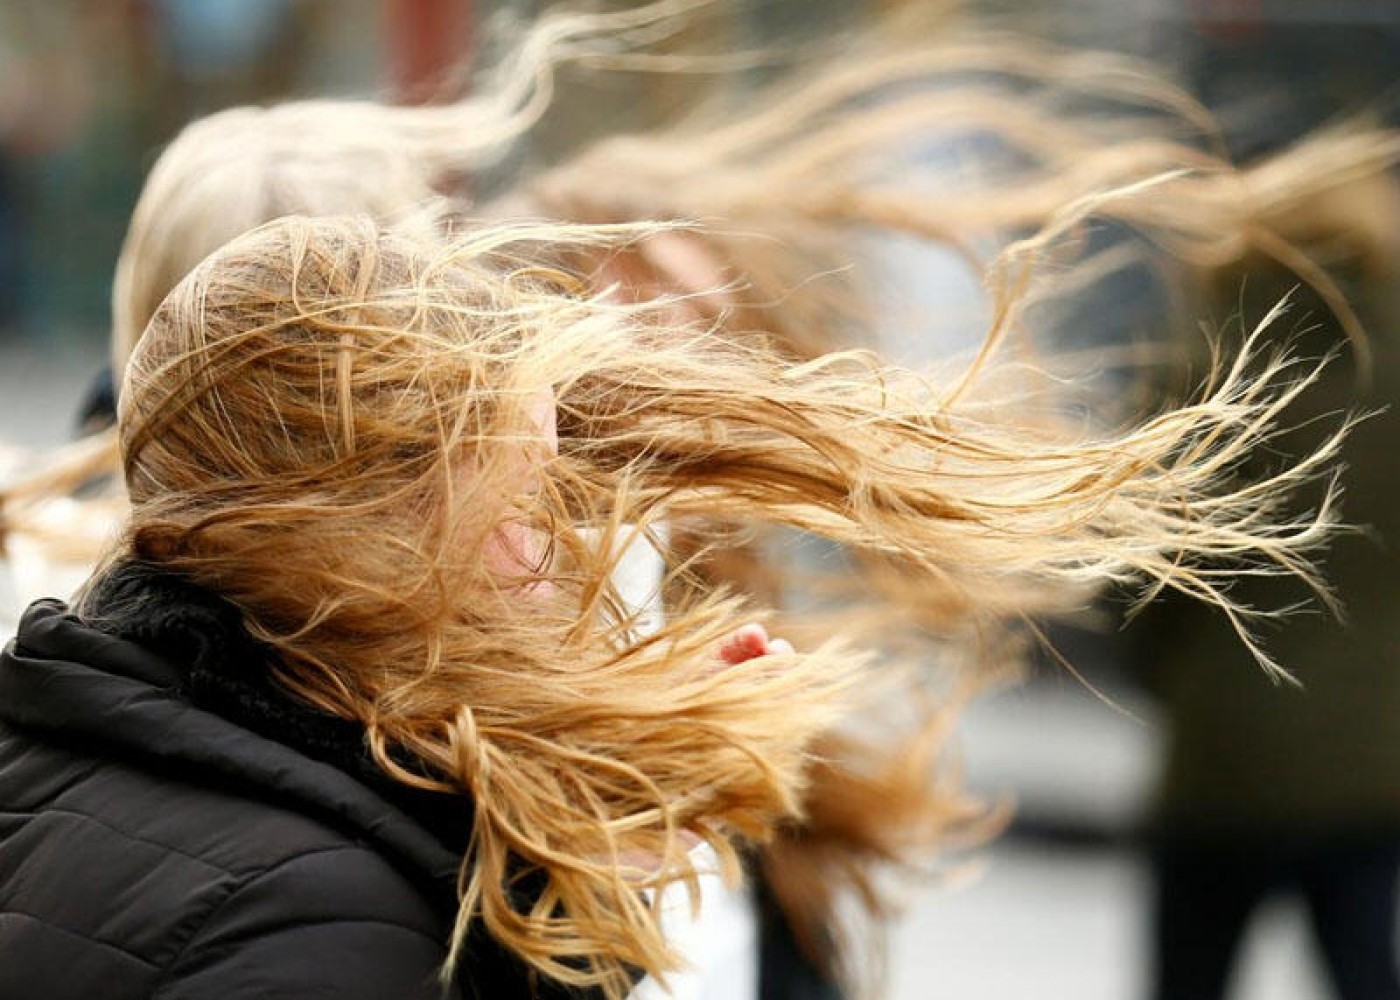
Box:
left=0, top=564, right=600, bottom=1000
left=0, top=563, right=843, bottom=1000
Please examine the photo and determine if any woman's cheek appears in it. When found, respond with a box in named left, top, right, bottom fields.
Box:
left=481, top=520, right=554, bottom=598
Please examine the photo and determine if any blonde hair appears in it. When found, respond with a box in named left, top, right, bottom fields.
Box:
left=113, top=211, right=1338, bottom=996
left=17, top=1, right=1395, bottom=992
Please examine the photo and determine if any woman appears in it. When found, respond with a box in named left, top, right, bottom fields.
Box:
left=0, top=209, right=1343, bottom=998
left=3, top=3, right=1385, bottom=996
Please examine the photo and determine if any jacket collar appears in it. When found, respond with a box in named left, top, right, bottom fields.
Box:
left=1, top=597, right=464, bottom=902
left=1, top=562, right=623, bottom=1000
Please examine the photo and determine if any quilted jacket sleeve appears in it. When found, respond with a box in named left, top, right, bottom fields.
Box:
left=151, top=845, right=465, bottom=1000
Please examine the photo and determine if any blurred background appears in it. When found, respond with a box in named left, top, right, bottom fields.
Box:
left=2, top=2, right=1400, bottom=999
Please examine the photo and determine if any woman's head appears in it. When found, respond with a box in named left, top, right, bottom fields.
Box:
left=119, top=203, right=1344, bottom=936
left=117, top=212, right=865, bottom=997
left=92, top=7, right=1394, bottom=992
left=121, top=212, right=658, bottom=685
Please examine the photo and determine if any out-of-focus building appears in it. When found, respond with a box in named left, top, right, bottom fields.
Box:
left=0, top=0, right=380, bottom=346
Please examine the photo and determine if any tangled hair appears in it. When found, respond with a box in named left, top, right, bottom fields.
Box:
left=13, top=0, right=1391, bottom=992
left=111, top=212, right=1339, bottom=995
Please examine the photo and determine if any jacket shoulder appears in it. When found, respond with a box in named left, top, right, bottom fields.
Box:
left=0, top=725, right=457, bottom=1000
left=151, top=842, right=460, bottom=1000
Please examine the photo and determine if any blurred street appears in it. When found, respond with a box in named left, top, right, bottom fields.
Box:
left=888, top=682, right=1331, bottom=1000
left=0, top=339, right=105, bottom=449
left=891, top=838, right=1328, bottom=1000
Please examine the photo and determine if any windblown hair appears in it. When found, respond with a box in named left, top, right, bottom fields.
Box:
left=111, top=212, right=1337, bottom=996
left=12, top=0, right=1395, bottom=993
